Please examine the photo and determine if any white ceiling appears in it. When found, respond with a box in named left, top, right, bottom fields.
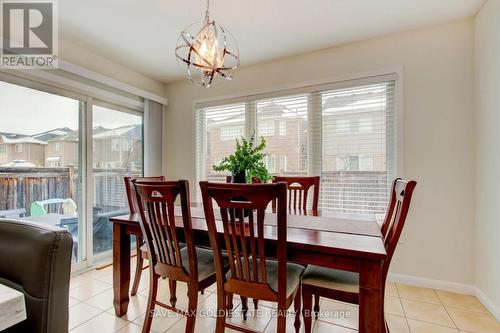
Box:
left=59, top=0, right=486, bottom=83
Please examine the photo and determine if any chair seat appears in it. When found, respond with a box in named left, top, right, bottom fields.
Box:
left=141, top=242, right=185, bottom=253
left=302, top=265, right=359, bottom=293
left=182, top=247, right=228, bottom=282
left=227, top=258, right=305, bottom=298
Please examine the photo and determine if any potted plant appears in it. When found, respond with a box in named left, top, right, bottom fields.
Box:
left=213, top=134, right=273, bottom=183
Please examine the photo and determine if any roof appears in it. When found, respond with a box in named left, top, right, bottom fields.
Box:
left=35, top=127, right=76, bottom=142
left=0, top=160, right=37, bottom=167
left=92, top=125, right=142, bottom=140
left=0, top=135, right=47, bottom=145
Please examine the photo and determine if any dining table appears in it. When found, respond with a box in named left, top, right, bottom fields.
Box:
left=110, top=205, right=387, bottom=333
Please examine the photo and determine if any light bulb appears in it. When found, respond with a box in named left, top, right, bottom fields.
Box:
left=194, top=22, right=224, bottom=76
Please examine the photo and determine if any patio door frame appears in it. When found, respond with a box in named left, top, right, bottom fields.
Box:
left=0, top=71, right=146, bottom=273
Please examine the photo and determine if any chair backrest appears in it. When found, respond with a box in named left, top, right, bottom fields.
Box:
left=381, top=178, right=417, bottom=277
left=272, top=176, right=320, bottom=212
left=134, top=180, right=196, bottom=283
left=124, top=176, right=165, bottom=214
left=62, top=198, right=77, bottom=216
left=200, top=181, right=288, bottom=302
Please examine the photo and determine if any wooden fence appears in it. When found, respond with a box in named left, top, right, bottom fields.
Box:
left=0, top=167, right=77, bottom=215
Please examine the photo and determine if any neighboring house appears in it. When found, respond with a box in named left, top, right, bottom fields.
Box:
left=0, top=125, right=142, bottom=170
left=0, top=134, right=47, bottom=166
left=321, top=93, right=387, bottom=172
left=44, top=130, right=79, bottom=168
left=206, top=93, right=386, bottom=177
left=92, top=125, right=142, bottom=171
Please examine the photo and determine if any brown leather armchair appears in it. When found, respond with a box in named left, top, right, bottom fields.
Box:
left=0, top=219, right=73, bottom=333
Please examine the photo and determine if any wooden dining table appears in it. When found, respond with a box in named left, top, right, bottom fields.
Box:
left=110, top=205, right=387, bottom=333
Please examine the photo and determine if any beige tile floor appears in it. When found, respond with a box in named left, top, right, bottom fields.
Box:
left=69, top=259, right=500, bottom=333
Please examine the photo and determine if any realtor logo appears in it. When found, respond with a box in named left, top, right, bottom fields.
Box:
left=1, top=0, right=58, bottom=69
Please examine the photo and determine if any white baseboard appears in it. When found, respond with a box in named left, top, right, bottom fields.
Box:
left=388, top=273, right=500, bottom=321
left=475, top=287, right=500, bottom=321
left=387, top=273, right=475, bottom=294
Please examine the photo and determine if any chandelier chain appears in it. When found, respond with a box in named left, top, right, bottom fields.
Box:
left=204, top=0, right=210, bottom=22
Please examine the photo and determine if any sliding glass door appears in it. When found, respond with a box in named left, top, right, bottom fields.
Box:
left=0, top=80, right=85, bottom=262
left=0, top=79, right=145, bottom=268
left=92, top=104, right=143, bottom=258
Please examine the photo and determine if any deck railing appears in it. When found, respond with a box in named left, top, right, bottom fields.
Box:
left=206, top=171, right=389, bottom=215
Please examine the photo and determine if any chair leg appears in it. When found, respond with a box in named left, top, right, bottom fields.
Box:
left=277, top=304, right=287, bottom=333
left=253, top=298, right=259, bottom=309
left=131, top=238, right=144, bottom=296
left=216, top=291, right=227, bottom=333
left=142, top=270, right=159, bottom=333
left=294, top=285, right=302, bottom=333
left=241, top=296, right=248, bottom=320
left=169, top=279, right=177, bottom=308
left=313, top=293, right=320, bottom=319
left=302, top=285, right=313, bottom=333
left=185, top=286, right=199, bottom=333
left=226, top=293, right=234, bottom=314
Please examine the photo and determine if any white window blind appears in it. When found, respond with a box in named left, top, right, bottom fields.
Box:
left=195, top=75, right=397, bottom=216
left=196, top=103, right=246, bottom=183
left=256, top=94, right=308, bottom=175
left=319, top=82, right=395, bottom=214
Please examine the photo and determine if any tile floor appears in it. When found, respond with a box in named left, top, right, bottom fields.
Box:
left=69, top=259, right=500, bottom=333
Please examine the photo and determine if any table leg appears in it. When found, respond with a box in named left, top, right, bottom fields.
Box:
left=359, top=259, right=384, bottom=333
left=113, top=223, right=131, bottom=317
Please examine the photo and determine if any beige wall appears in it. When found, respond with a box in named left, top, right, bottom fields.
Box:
left=474, top=0, right=500, bottom=315
left=59, top=39, right=165, bottom=97
left=164, top=19, right=476, bottom=285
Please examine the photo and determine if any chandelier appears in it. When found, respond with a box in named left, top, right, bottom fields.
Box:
left=175, top=0, right=240, bottom=88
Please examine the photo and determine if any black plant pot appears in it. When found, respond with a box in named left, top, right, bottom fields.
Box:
left=231, top=170, right=247, bottom=184
left=230, top=170, right=249, bottom=217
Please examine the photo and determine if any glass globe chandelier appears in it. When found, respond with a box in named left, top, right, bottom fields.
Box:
left=175, top=0, right=240, bottom=88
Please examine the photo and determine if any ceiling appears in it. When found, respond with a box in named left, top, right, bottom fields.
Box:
left=59, top=0, right=486, bottom=83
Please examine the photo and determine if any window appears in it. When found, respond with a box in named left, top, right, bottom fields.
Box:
left=359, top=117, right=373, bottom=132
left=264, top=155, right=276, bottom=173
left=258, top=120, right=275, bottom=137
left=0, top=146, right=6, bottom=154
left=257, top=94, right=308, bottom=175
left=123, top=138, right=133, bottom=151
left=111, top=138, right=121, bottom=151
left=321, top=82, right=395, bottom=214
left=278, top=155, right=287, bottom=172
left=197, top=103, right=245, bottom=182
left=0, top=80, right=82, bottom=262
left=360, top=155, right=373, bottom=171
left=196, top=78, right=396, bottom=216
left=279, top=120, right=287, bottom=136
left=220, top=126, right=243, bottom=140
left=93, top=105, right=143, bottom=256
left=53, top=142, right=61, bottom=152
left=335, top=119, right=350, bottom=133
left=336, top=156, right=359, bottom=171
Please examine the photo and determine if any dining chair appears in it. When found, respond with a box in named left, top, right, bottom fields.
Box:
left=200, top=181, right=305, bottom=333
left=301, top=178, right=417, bottom=333
left=134, top=180, right=222, bottom=333
left=272, top=176, right=320, bottom=213
left=124, top=176, right=165, bottom=296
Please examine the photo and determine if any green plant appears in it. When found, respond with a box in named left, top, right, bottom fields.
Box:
left=213, top=134, right=273, bottom=183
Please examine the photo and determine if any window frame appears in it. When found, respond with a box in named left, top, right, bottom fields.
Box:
left=194, top=70, right=404, bottom=208
left=0, top=71, right=147, bottom=272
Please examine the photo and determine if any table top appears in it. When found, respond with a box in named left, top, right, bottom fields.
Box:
left=20, top=213, right=77, bottom=226
left=0, top=284, right=26, bottom=331
left=111, top=205, right=387, bottom=260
